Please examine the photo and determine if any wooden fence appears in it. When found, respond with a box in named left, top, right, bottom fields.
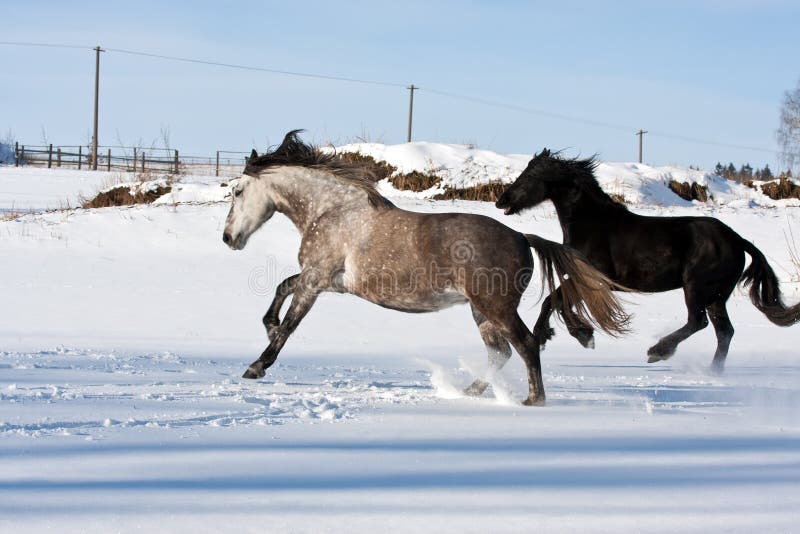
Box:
left=9, top=143, right=250, bottom=177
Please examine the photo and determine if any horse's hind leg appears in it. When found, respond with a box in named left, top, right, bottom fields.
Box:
left=500, top=313, right=546, bottom=406
left=647, top=282, right=709, bottom=362
left=464, top=306, right=512, bottom=397
left=471, top=302, right=546, bottom=405
left=707, top=299, right=734, bottom=375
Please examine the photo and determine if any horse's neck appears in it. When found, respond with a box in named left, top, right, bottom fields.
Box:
left=550, top=185, right=619, bottom=243
left=270, top=169, right=370, bottom=233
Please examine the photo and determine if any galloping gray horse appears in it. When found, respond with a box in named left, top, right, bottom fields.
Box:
left=223, top=131, right=629, bottom=405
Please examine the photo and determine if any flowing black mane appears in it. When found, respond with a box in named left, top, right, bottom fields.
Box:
left=551, top=153, right=628, bottom=211
left=244, top=129, right=391, bottom=208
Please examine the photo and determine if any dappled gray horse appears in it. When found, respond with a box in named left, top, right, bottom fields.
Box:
left=223, top=131, right=629, bottom=405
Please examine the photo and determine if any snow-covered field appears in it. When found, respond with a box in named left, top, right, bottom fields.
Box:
left=1, top=147, right=799, bottom=533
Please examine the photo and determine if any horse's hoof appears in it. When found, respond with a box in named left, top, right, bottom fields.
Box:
left=242, top=365, right=266, bottom=379
left=710, top=363, right=725, bottom=376
left=463, top=380, right=489, bottom=397
left=521, top=396, right=546, bottom=407
left=647, top=344, right=674, bottom=363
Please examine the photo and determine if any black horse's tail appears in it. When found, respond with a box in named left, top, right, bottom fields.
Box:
left=525, top=234, right=630, bottom=336
left=739, top=238, right=800, bottom=327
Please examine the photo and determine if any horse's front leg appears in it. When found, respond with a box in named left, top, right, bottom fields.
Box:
left=262, top=274, right=299, bottom=342
left=243, top=281, right=321, bottom=379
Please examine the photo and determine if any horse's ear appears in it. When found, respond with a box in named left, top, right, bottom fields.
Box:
left=541, top=148, right=550, bottom=157
left=249, top=149, right=258, bottom=161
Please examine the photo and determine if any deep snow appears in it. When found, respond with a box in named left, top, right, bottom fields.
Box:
left=1, top=152, right=799, bottom=533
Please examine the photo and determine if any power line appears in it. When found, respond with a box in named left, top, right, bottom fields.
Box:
left=0, top=41, right=91, bottom=50
left=104, top=47, right=407, bottom=88
left=0, top=40, right=779, bottom=155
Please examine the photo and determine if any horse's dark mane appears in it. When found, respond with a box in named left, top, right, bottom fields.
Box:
left=245, top=129, right=391, bottom=208
left=549, top=152, right=628, bottom=212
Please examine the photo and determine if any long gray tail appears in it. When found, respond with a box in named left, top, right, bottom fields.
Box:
left=739, top=238, right=800, bottom=327
left=525, top=234, right=630, bottom=336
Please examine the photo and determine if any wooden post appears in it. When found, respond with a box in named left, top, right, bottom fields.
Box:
left=636, top=129, right=647, bottom=164
left=57, top=148, right=62, bottom=167
left=92, top=46, right=103, bottom=170
left=141, top=151, right=145, bottom=172
left=174, top=149, right=179, bottom=174
left=133, top=148, right=137, bottom=173
left=78, top=146, right=82, bottom=170
left=406, top=84, right=417, bottom=143
left=20, top=145, right=25, bottom=165
left=48, top=144, right=53, bottom=168
left=216, top=151, right=220, bottom=177
left=14, top=142, right=19, bottom=167
left=107, top=148, right=111, bottom=172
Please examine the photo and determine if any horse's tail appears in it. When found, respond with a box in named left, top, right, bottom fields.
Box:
left=525, top=234, right=631, bottom=336
left=739, top=238, right=800, bottom=327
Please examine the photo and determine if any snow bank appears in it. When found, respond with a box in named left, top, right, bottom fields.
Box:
left=337, top=142, right=798, bottom=207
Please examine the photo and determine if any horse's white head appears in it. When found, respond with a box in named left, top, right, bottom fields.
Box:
left=222, top=168, right=277, bottom=250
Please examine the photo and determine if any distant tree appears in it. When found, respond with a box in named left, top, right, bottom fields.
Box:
left=727, top=163, right=736, bottom=179
left=777, top=78, right=800, bottom=173
left=714, top=162, right=724, bottom=176
left=762, top=164, right=773, bottom=180
left=740, top=163, right=753, bottom=180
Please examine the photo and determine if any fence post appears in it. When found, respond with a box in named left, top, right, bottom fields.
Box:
left=14, top=142, right=19, bottom=167
left=216, top=151, right=220, bottom=177
left=20, top=145, right=25, bottom=166
left=57, top=148, right=62, bottom=167
left=48, top=144, right=53, bottom=168
left=133, top=148, right=137, bottom=173
left=78, top=146, right=82, bottom=170
left=174, top=149, right=179, bottom=174
left=107, top=148, right=111, bottom=172
left=141, top=151, right=145, bottom=172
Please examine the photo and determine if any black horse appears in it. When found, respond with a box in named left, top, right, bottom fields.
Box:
left=495, top=149, right=800, bottom=372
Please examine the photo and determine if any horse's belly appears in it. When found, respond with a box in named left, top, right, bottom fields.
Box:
left=353, top=287, right=469, bottom=314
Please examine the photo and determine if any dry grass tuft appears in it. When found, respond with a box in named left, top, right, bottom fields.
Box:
left=668, top=180, right=709, bottom=202
left=433, top=182, right=507, bottom=202
left=760, top=176, right=800, bottom=201
left=82, top=183, right=172, bottom=209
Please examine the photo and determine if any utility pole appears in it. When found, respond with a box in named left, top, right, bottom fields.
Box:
left=406, top=84, right=417, bottom=143
left=636, top=129, right=647, bottom=164
left=92, top=45, right=104, bottom=170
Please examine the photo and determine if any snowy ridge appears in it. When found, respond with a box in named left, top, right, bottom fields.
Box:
left=3, top=142, right=797, bottom=210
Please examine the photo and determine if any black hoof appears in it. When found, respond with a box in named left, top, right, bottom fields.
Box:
left=464, top=380, right=489, bottom=397
left=646, top=344, right=675, bottom=363
left=242, top=365, right=266, bottom=379
left=522, top=396, right=546, bottom=407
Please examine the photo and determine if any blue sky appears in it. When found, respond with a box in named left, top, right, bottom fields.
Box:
left=2, top=0, right=798, bottom=169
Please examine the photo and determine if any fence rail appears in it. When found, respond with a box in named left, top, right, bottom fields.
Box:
left=9, top=143, right=249, bottom=177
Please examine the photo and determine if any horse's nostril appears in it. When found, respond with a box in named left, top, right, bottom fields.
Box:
left=223, top=232, right=232, bottom=245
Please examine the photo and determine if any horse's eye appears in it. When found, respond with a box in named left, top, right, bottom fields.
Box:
left=234, top=189, right=243, bottom=197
